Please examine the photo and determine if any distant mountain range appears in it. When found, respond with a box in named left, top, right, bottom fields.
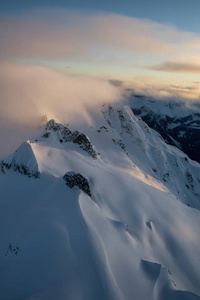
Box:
left=130, top=94, right=200, bottom=163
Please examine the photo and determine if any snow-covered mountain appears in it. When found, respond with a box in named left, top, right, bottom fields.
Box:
left=129, top=94, right=200, bottom=163
left=0, top=102, right=200, bottom=300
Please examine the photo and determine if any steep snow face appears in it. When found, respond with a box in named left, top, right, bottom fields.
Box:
left=0, top=141, right=40, bottom=178
left=0, top=103, right=200, bottom=300
left=129, top=95, right=200, bottom=163
left=100, top=104, right=200, bottom=209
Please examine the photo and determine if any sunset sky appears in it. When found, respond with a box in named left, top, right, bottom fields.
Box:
left=1, top=0, right=200, bottom=96
left=1, top=0, right=200, bottom=158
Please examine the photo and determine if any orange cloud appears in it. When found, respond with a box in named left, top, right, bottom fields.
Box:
left=0, top=17, right=83, bottom=58
left=147, top=62, right=200, bottom=74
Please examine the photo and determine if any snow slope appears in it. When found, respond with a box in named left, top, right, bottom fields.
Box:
left=0, top=103, right=200, bottom=300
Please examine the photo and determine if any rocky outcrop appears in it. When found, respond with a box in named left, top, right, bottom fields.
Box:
left=63, top=171, right=91, bottom=197
left=0, top=160, right=40, bottom=178
left=43, top=120, right=98, bottom=159
left=132, top=100, right=200, bottom=163
left=112, top=138, right=127, bottom=153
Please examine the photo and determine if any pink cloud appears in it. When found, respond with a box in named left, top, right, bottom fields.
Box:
left=2, top=9, right=199, bottom=60
left=0, top=61, right=121, bottom=158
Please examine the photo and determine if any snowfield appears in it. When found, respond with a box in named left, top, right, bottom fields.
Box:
left=0, top=102, right=200, bottom=300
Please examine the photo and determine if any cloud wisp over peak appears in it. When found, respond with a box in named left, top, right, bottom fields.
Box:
left=0, top=61, right=121, bottom=159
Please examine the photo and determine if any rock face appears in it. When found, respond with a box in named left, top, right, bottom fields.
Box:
left=0, top=160, right=40, bottom=178
left=43, top=120, right=98, bottom=159
left=133, top=108, right=200, bottom=163
left=130, top=96, right=200, bottom=163
left=63, top=171, right=91, bottom=197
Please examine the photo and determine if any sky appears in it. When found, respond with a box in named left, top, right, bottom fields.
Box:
left=1, top=0, right=200, bottom=33
left=1, top=0, right=200, bottom=90
left=1, top=0, right=200, bottom=157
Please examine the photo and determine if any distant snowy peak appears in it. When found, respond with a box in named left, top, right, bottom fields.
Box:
left=100, top=103, right=200, bottom=209
left=102, top=103, right=154, bottom=137
left=101, top=103, right=163, bottom=158
left=130, top=95, right=200, bottom=163
left=41, top=119, right=98, bottom=159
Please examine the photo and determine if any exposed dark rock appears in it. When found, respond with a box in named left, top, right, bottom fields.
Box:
left=163, top=172, right=170, bottom=182
left=42, top=132, right=50, bottom=138
left=43, top=120, right=98, bottom=159
left=117, top=109, right=133, bottom=135
left=186, top=172, right=193, bottom=183
left=63, top=171, right=91, bottom=197
left=132, top=105, right=200, bottom=163
left=97, top=126, right=108, bottom=133
left=1, top=161, right=11, bottom=174
left=112, top=138, right=127, bottom=153
left=0, top=160, right=40, bottom=178
left=5, top=244, right=21, bottom=256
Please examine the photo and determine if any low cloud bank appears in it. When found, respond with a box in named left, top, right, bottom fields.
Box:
left=121, top=79, right=200, bottom=102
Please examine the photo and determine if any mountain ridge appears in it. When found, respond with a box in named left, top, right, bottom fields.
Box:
left=0, top=102, right=200, bottom=300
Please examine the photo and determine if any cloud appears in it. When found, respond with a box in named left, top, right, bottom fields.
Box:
left=147, top=62, right=200, bottom=74
left=169, top=84, right=195, bottom=90
left=1, top=9, right=200, bottom=61
left=121, top=79, right=200, bottom=101
left=0, top=17, right=82, bottom=59
left=0, top=62, right=121, bottom=159
left=1, top=9, right=200, bottom=158
left=0, top=60, right=199, bottom=160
